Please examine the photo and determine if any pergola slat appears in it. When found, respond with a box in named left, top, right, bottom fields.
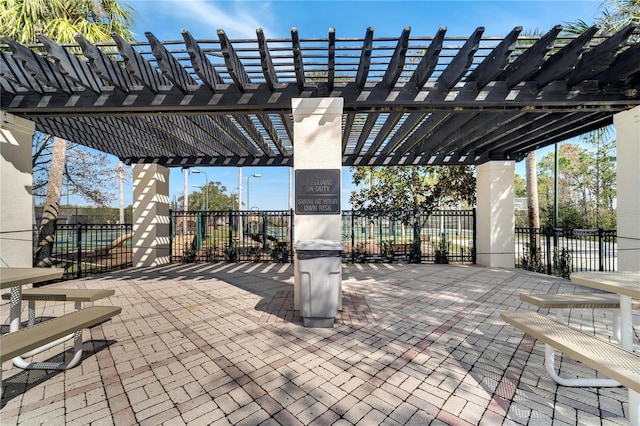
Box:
left=35, top=116, right=136, bottom=157
left=383, top=27, right=411, bottom=90
left=439, top=112, right=512, bottom=153
left=232, top=113, right=275, bottom=157
left=467, top=26, right=522, bottom=89
left=347, top=112, right=379, bottom=163
left=593, top=43, right=640, bottom=87
left=256, top=113, right=288, bottom=156
left=408, top=27, right=446, bottom=90
left=257, top=29, right=279, bottom=91
left=360, top=112, right=402, bottom=163
left=342, top=113, right=356, bottom=152
left=182, top=30, right=224, bottom=92
left=461, top=113, right=553, bottom=153
left=566, top=24, right=637, bottom=87
left=172, top=115, right=238, bottom=156
left=75, top=34, right=135, bottom=92
left=37, top=34, right=105, bottom=94
left=497, top=25, right=562, bottom=89
left=397, top=112, right=452, bottom=157
left=0, top=77, right=17, bottom=94
left=0, top=52, right=46, bottom=94
left=188, top=115, right=245, bottom=157
left=212, top=114, right=261, bottom=157
left=379, top=113, right=426, bottom=157
left=2, top=36, right=77, bottom=94
left=409, top=112, right=478, bottom=158
left=328, top=28, right=336, bottom=91
left=291, top=28, right=305, bottom=92
left=533, top=26, right=600, bottom=89
left=146, top=32, right=198, bottom=93
left=218, top=29, right=251, bottom=91
left=500, top=112, right=610, bottom=157
left=438, top=27, right=484, bottom=89
left=112, top=32, right=171, bottom=92
left=355, top=28, right=374, bottom=89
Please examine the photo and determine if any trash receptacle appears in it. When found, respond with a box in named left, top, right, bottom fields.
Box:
left=295, top=239, right=344, bottom=328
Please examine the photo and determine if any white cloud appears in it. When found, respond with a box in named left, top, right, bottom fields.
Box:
left=130, top=0, right=278, bottom=40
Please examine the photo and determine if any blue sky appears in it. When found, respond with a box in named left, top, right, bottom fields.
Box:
left=102, top=0, right=603, bottom=209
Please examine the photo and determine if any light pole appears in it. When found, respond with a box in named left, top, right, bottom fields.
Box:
left=192, top=169, right=209, bottom=210
left=246, top=173, right=262, bottom=211
left=193, top=185, right=208, bottom=211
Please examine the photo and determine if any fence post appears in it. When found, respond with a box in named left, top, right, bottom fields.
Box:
left=76, top=223, right=83, bottom=279
left=472, top=208, right=477, bottom=264
left=545, top=227, right=552, bottom=276
left=351, top=212, right=355, bottom=263
left=598, top=228, right=604, bottom=272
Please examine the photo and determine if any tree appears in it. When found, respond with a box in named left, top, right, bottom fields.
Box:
left=183, top=182, right=235, bottom=211
left=564, top=0, right=640, bottom=33
left=1, top=0, right=135, bottom=266
left=514, top=173, right=527, bottom=198
left=537, top=139, right=617, bottom=229
left=32, top=134, right=122, bottom=206
left=349, top=165, right=475, bottom=214
left=349, top=165, right=475, bottom=262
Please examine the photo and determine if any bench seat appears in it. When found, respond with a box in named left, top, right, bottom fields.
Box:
left=502, top=311, right=640, bottom=390
left=502, top=311, right=640, bottom=424
left=2, top=288, right=115, bottom=302
left=1, top=305, right=121, bottom=363
left=520, top=293, right=640, bottom=309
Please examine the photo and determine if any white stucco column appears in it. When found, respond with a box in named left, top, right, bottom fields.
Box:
left=132, top=163, right=170, bottom=267
left=476, top=161, right=515, bottom=268
left=614, top=106, right=640, bottom=272
left=292, top=97, right=344, bottom=311
left=1, top=111, right=35, bottom=267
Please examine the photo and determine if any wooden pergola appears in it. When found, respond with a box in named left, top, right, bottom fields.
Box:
left=1, top=24, right=639, bottom=168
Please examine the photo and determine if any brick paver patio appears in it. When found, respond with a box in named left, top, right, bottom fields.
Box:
left=0, top=263, right=633, bottom=425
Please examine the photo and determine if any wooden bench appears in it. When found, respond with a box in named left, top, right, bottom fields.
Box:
left=520, top=293, right=640, bottom=343
left=501, top=311, right=640, bottom=424
left=1, top=305, right=121, bottom=387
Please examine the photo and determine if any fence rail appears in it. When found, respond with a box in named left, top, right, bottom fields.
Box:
left=34, top=223, right=133, bottom=280
left=515, top=227, right=617, bottom=278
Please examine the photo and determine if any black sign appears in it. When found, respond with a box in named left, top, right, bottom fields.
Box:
left=295, top=169, right=341, bottom=215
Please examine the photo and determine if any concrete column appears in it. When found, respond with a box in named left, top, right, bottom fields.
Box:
left=476, top=161, right=515, bottom=268
left=614, top=106, right=640, bottom=272
left=1, top=112, right=35, bottom=267
left=132, top=163, right=171, bottom=267
left=292, top=97, right=344, bottom=310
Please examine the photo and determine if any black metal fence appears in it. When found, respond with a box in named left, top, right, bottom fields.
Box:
left=515, top=227, right=617, bottom=278
left=342, top=209, right=476, bottom=264
left=170, top=209, right=476, bottom=265
left=34, top=223, right=133, bottom=280
left=171, top=210, right=293, bottom=263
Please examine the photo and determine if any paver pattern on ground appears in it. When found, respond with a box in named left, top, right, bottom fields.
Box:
left=0, top=263, right=633, bottom=425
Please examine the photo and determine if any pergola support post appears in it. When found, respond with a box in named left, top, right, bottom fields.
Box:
left=292, top=98, right=344, bottom=311
left=1, top=111, right=35, bottom=267
left=132, top=163, right=171, bottom=267
left=614, top=106, right=640, bottom=272
left=475, top=161, right=515, bottom=268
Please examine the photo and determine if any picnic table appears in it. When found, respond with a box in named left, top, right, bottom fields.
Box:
left=0, top=267, right=119, bottom=376
left=1, top=267, right=64, bottom=334
left=570, top=271, right=640, bottom=351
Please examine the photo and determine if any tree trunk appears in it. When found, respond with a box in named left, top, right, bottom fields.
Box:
left=526, top=151, right=540, bottom=229
left=34, top=137, right=66, bottom=267
left=525, top=151, right=540, bottom=260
